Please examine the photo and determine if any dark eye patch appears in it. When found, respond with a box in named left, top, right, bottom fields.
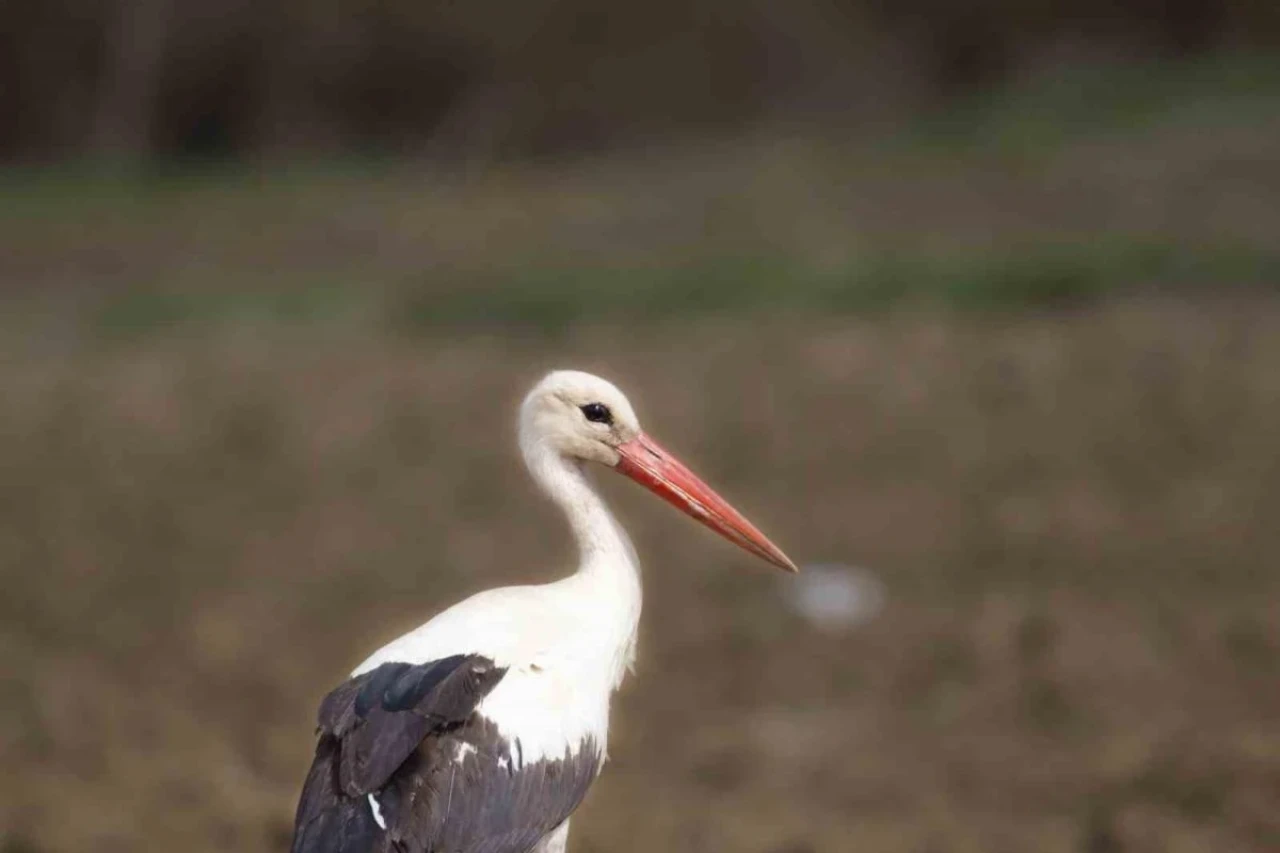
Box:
left=580, top=402, right=613, bottom=425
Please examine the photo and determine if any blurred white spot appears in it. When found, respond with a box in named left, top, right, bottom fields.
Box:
left=786, top=563, right=886, bottom=631
left=368, top=794, right=386, bottom=829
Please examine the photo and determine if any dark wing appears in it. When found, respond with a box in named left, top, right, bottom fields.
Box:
left=380, top=716, right=602, bottom=853
left=291, top=655, right=507, bottom=853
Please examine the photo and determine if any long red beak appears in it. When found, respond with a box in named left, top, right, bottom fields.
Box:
left=613, top=433, right=798, bottom=572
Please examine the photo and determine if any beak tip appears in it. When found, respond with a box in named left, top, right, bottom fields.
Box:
left=760, top=543, right=799, bottom=573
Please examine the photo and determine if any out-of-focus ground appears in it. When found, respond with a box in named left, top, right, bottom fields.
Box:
left=3, top=59, right=1280, bottom=853
left=5, top=58, right=1280, bottom=333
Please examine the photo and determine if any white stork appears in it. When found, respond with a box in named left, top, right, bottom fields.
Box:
left=291, top=370, right=796, bottom=853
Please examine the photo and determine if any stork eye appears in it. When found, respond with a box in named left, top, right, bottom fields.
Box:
left=580, top=402, right=612, bottom=425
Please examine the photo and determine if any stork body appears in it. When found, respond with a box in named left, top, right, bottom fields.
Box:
left=291, top=371, right=794, bottom=853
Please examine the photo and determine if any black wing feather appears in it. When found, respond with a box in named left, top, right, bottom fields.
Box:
left=292, top=655, right=506, bottom=853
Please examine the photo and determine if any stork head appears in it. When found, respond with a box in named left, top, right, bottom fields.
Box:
left=520, top=370, right=797, bottom=572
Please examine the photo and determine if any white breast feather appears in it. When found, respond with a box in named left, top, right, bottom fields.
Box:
left=352, top=565, right=639, bottom=765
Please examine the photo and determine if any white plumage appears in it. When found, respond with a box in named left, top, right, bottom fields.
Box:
left=354, top=372, right=643, bottom=767
left=291, top=370, right=795, bottom=853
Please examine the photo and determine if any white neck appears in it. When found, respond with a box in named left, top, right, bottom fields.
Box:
left=522, top=439, right=639, bottom=577
left=521, top=436, right=642, bottom=684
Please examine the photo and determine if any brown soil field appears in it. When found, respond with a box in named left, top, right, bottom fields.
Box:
left=3, top=302, right=1279, bottom=852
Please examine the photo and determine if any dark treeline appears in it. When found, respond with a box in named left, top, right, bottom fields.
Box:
left=2, top=0, right=1275, bottom=163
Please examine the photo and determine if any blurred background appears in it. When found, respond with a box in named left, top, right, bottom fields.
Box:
left=2, top=2, right=1279, bottom=852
